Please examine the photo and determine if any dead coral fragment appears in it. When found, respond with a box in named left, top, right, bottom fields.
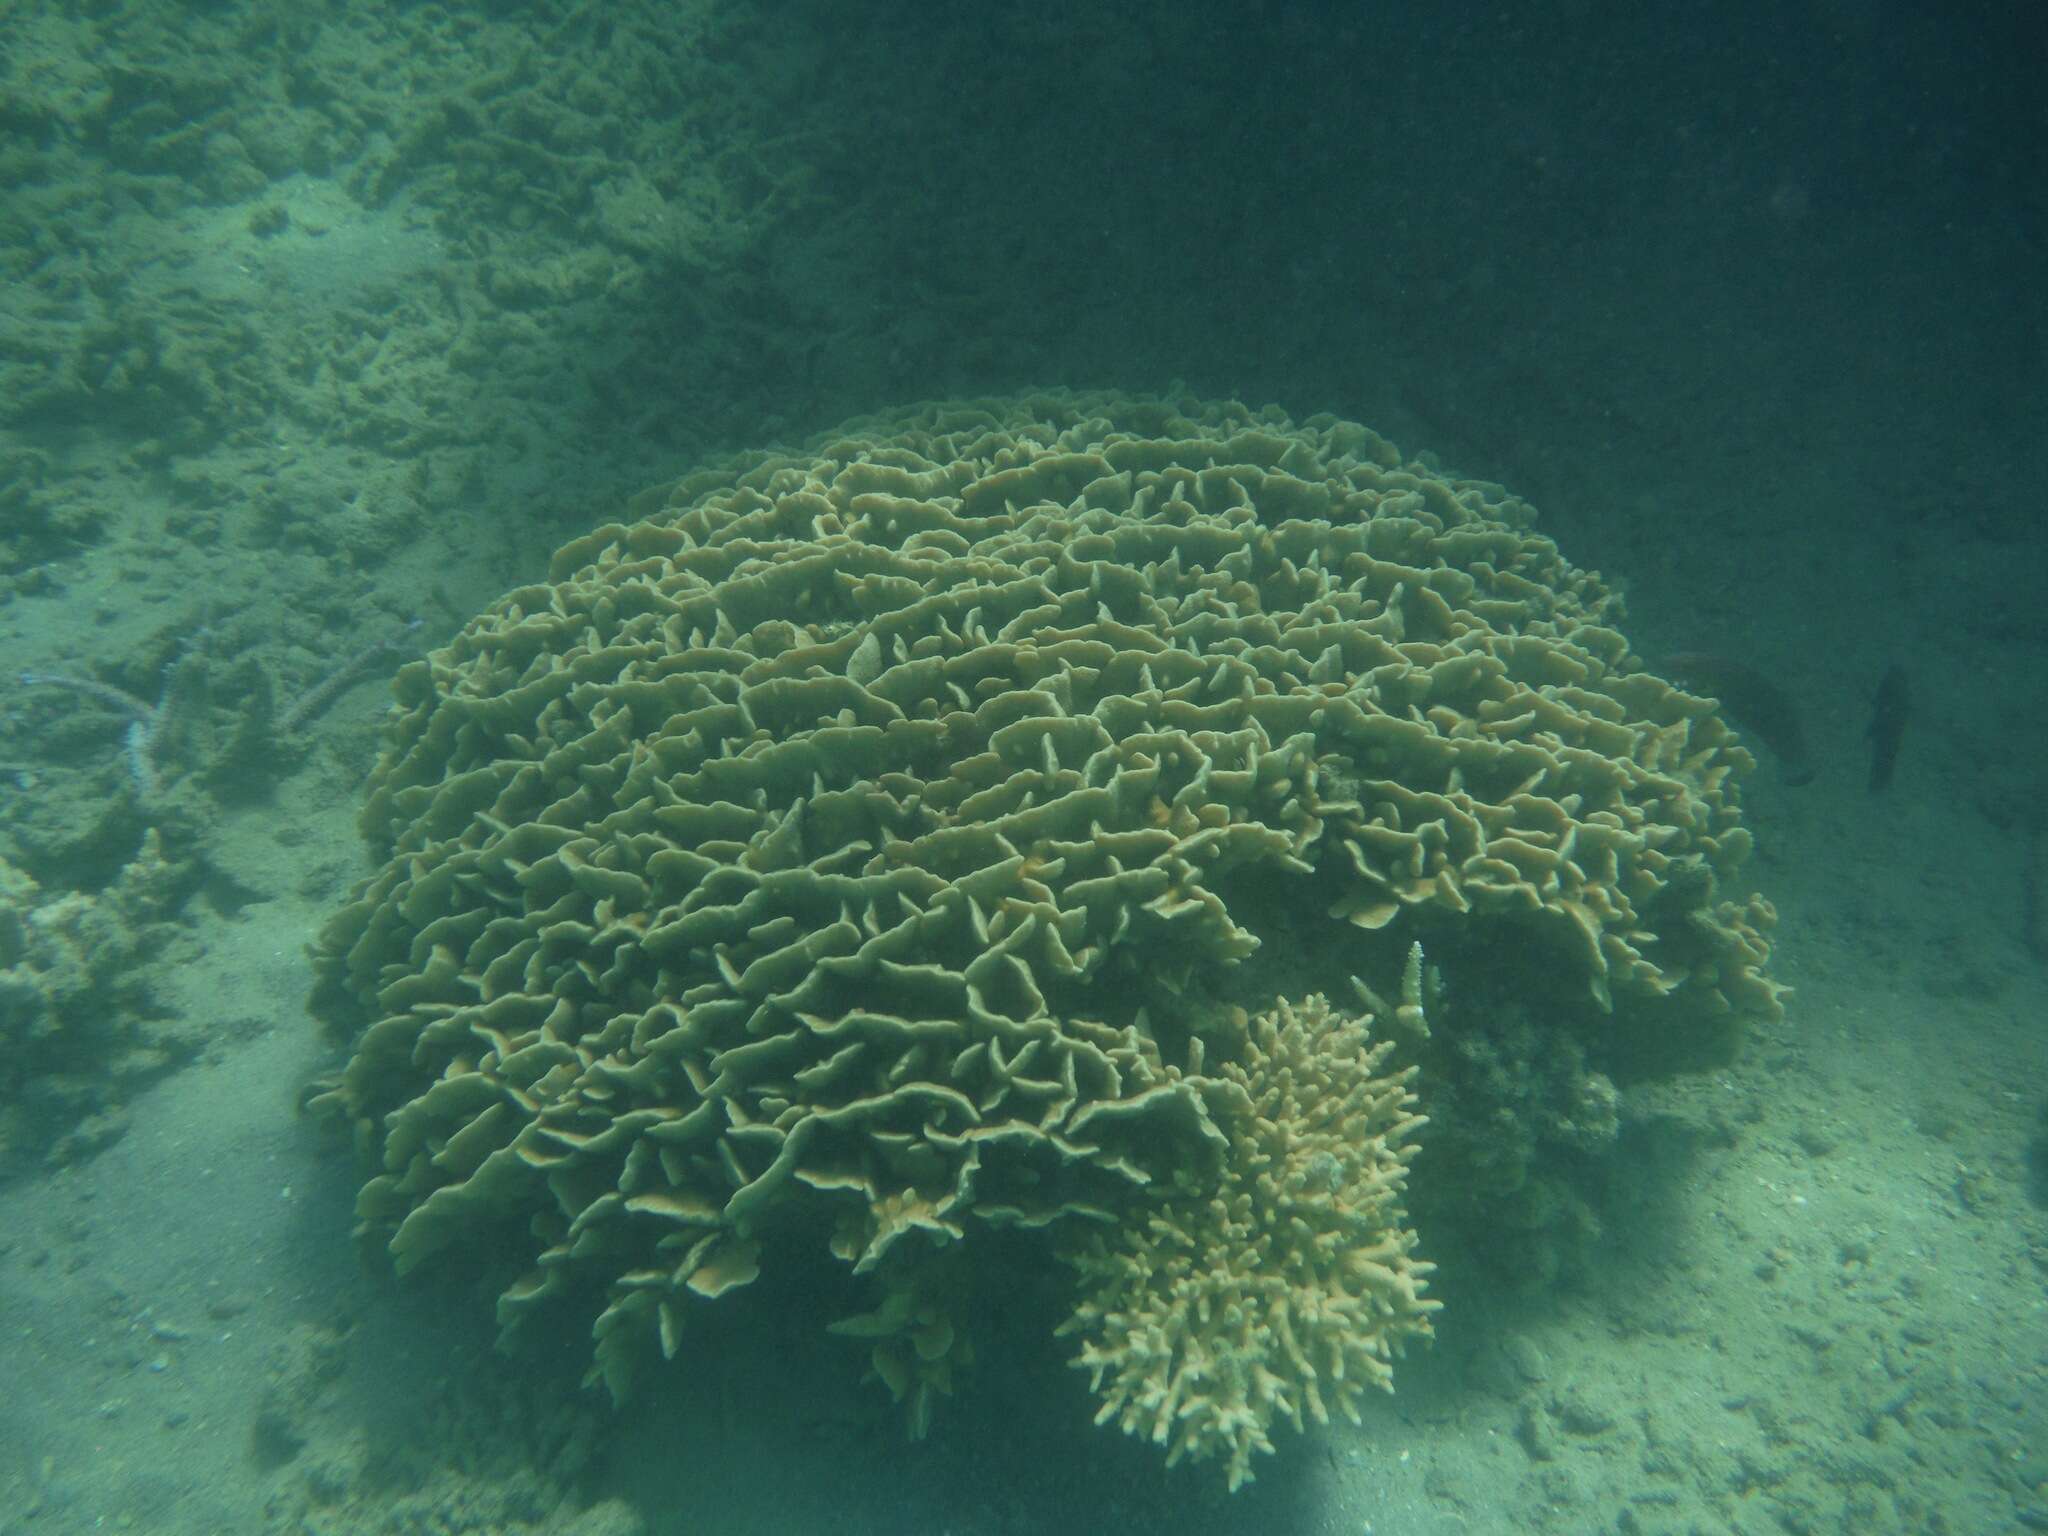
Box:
left=1060, top=995, right=1438, bottom=1492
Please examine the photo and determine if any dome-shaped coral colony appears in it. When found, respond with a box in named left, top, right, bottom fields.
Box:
left=311, top=391, right=1780, bottom=1489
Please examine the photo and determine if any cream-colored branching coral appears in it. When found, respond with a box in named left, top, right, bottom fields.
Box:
left=1060, top=995, right=1436, bottom=1491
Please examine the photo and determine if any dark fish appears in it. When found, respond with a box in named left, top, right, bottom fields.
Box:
left=1662, top=651, right=1815, bottom=787
left=1866, top=664, right=1909, bottom=793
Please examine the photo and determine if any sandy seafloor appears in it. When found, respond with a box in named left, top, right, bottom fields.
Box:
left=1, top=3, right=2043, bottom=1534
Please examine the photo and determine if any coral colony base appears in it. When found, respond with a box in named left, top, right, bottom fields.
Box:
left=309, top=391, right=1780, bottom=1488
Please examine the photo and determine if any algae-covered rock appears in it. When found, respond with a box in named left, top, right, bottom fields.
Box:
left=0, top=831, right=192, bottom=1174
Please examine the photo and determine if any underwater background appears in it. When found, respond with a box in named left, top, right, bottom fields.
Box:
left=1, top=2, right=2042, bottom=1533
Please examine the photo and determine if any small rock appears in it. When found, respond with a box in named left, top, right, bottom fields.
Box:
left=1516, top=1400, right=1558, bottom=1462
left=1792, top=1122, right=1836, bottom=1157
left=1502, top=1334, right=1551, bottom=1384
left=1554, top=1386, right=1617, bottom=1436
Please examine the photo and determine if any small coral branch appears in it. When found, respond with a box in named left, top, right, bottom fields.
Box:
left=16, top=671, right=165, bottom=800
left=16, top=671, right=156, bottom=721
left=277, top=617, right=422, bottom=736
